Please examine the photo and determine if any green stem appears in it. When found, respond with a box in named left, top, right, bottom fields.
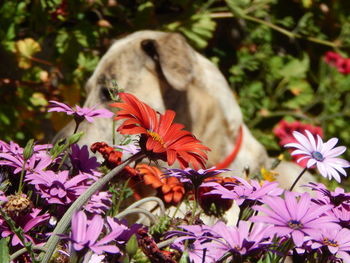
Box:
left=209, top=12, right=339, bottom=48
left=10, top=246, right=46, bottom=261
left=113, top=178, right=131, bottom=216
left=39, top=152, right=145, bottom=263
left=57, top=151, right=69, bottom=171
left=190, top=187, right=199, bottom=224
left=289, top=167, right=307, bottom=191
left=18, top=161, right=27, bottom=194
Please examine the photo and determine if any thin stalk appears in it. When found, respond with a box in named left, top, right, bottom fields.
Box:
left=289, top=167, right=307, bottom=191
left=126, top=196, right=165, bottom=216
left=73, top=122, right=81, bottom=134
left=209, top=12, right=339, bottom=48
left=116, top=208, right=157, bottom=223
left=113, top=178, right=131, bottom=216
left=10, top=246, right=46, bottom=261
left=17, top=161, right=27, bottom=194
left=39, top=152, right=145, bottom=263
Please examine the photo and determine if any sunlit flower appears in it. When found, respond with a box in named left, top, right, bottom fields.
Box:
left=25, top=170, right=89, bottom=205
left=48, top=100, right=113, bottom=122
left=310, top=227, right=350, bottom=262
left=111, top=93, right=210, bottom=169
left=137, top=164, right=185, bottom=204
left=307, top=182, right=350, bottom=208
left=204, top=177, right=282, bottom=206
left=285, top=130, right=350, bottom=182
left=252, top=191, right=337, bottom=247
left=69, top=211, right=121, bottom=255
left=273, top=120, right=323, bottom=167
left=84, top=191, right=112, bottom=215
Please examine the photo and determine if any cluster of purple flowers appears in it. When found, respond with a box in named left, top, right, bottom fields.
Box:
left=1, top=98, right=350, bottom=263
left=0, top=101, right=141, bottom=263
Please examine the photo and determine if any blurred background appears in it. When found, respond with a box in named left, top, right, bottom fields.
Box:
left=1, top=0, right=350, bottom=186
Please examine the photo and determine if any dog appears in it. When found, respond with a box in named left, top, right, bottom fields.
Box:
left=56, top=30, right=313, bottom=192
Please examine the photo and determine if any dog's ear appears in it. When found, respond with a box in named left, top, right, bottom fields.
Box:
left=141, top=33, right=195, bottom=91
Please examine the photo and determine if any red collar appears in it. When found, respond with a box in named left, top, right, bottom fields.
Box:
left=215, top=125, right=243, bottom=169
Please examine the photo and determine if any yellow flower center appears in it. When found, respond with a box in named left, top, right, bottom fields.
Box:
left=323, top=237, right=338, bottom=247
left=147, top=130, right=165, bottom=145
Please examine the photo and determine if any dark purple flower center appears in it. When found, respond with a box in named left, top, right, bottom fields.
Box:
left=323, top=237, right=338, bottom=247
left=311, top=151, right=324, bottom=161
left=288, top=220, right=303, bottom=230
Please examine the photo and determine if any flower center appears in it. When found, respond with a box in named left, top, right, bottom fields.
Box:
left=311, top=151, right=324, bottom=161
left=323, top=237, right=338, bottom=247
left=147, top=130, right=165, bottom=145
left=288, top=220, right=303, bottom=230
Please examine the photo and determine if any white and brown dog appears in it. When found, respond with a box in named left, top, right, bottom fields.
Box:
left=56, top=30, right=312, bottom=191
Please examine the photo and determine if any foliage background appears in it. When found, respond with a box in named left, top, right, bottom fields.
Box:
left=1, top=0, right=350, bottom=184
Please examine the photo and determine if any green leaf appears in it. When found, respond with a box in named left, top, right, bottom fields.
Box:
left=29, top=92, right=48, bottom=107
left=68, top=132, right=84, bottom=145
left=15, top=38, right=41, bottom=69
left=284, top=80, right=314, bottom=109
left=0, top=238, right=10, bottom=263
left=279, top=55, right=309, bottom=79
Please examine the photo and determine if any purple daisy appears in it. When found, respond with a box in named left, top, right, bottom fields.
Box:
left=25, top=170, right=89, bottom=205
left=307, top=182, right=350, bottom=207
left=166, top=224, right=219, bottom=263
left=70, top=144, right=101, bottom=176
left=48, top=100, right=113, bottom=123
left=204, top=177, right=283, bottom=206
left=84, top=191, right=112, bottom=215
left=0, top=208, right=49, bottom=246
left=164, top=167, right=230, bottom=189
left=285, top=130, right=350, bottom=182
left=69, top=211, right=124, bottom=255
left=251, top=191, right=337, bottom=247
left=208, top=221, right=271, bottom=260
left=310, top=227, right=350, bottom=261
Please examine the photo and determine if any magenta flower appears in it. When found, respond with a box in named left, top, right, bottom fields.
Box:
left=166, top=224, right=219, bottom=263
left=48, top=100, right=113, bottom=122
left=204, top=177, right=282, bottom=206
left=25, top=170, right=89, bottom=205
left=69, top=211, right=123, bottom=255
left=252, top=191, right=337, bottom=247
left=70, top=144, right=101, bottom=175
left=164, top=167, right=229, bottom=189
left=0, top=208, right=49, bottom=246
left=310, top=227, right=350, bottom=261
left=307, top=182, right=350, bottom=208
left=84, top=191, right=112, bottom=215
left=285, top=130, right=350, bottom=182
left=208, top=221, right=271, bottom=260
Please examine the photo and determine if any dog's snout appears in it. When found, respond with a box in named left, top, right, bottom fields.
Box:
left=141, top=39, right=159, bottom=61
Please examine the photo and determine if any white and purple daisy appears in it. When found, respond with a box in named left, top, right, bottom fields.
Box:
left=285, top=130, right=350, bottom=182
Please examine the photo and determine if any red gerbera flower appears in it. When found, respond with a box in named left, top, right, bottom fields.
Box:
left=111, top=93, right=210, bottom=169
